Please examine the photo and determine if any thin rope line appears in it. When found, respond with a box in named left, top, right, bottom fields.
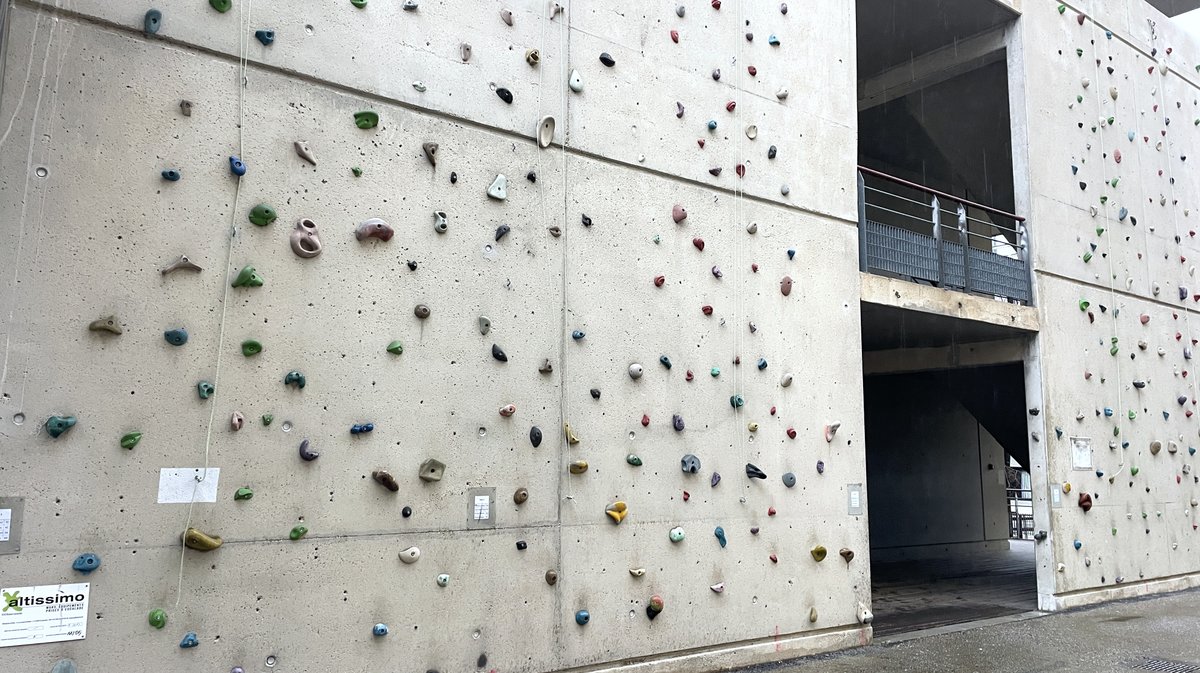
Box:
left=556, top=2, right=571, bottom=506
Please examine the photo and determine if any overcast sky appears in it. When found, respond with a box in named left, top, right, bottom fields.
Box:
left=1177, top=7, right=1200, bottom=35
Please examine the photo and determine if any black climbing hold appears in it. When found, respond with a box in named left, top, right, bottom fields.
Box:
left=516, top=540, right=528, bottom=550
left=530, top=426, right=543, bottom=447
left=672, top=414, right=684, bottom=431
left=599, top=52, right=615, bottom=67
left=477, top=655, right=488, bottom=669
left=745, top=463, right=767, bottom=479
left=526, top=171, right=537, bottom=183
left=590, top=388, right=601, bottom=400
left=768, top=145, right=777, bottom=159
left=162, top=169, right=181, bottom=181
left=402, top=506, right=413, bottom=518
left=298, top=439, right=319, bottom=461
left=450, top=172, right=458, bottom=184
left=492, top=344, right=508, bottom=362
left=581, top=214, right=592, bottom=227
left=496, top=88, right=513, bottom=104
left=407, top=260, right=418, bottom=271
left=495, top=224, right=511, bottom=241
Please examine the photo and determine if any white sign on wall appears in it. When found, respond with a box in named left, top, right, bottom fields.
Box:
left=0, top=583, right=89, bottom=647
left=1070, top=436, right=1093, bottom=470
left=157, top=467, right=220, bottom=503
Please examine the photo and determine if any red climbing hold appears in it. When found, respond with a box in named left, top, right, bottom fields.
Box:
left=685, top=370, right=694, bottom=381
left=751, top=263, right=759, bottom=272
left=693, top=237, right=705, bottom=251
left=701, top=305, right=714, bottom=316
left=768, top=507, right=776, bottom=516
left=654, top=275, right=666, bottom=287
left=770, top=406, right=776, bottom=416
left=769, top=553, right=778, bottom=563
left=641, top=414, right=650, bottom=427
left=1078, top=492, right=1093, bottom=512
left=726, top=101, right=736, bottom=112
left=786, top=427, right=797, bottom=439
left=683, top=490, right=691, bottom=501
left=697, top=139, right=706, bottom=148
left=711, top=0, right=721, bottom=8
left=748, top=65, right=757, bottom=76
left=670, top=30, right=679, bottom=43
left=736, top=164, right=746, bottom=178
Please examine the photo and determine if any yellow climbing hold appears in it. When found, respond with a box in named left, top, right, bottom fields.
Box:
left=605, top=501, right=628, bottom=524
left=182, top=527, right=223, bottom=551
left=569, top=460, right=589, bottom=474
left=810, top=545, right=827, bottom=562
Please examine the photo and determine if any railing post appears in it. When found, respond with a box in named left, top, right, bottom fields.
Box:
left=958, top=203, right=971, bottom=293
left=931, top=195, right=942, bottom=287
left=1017, top=220, right=1030, bottom=303
left=857, top=172, right=867, bottom=272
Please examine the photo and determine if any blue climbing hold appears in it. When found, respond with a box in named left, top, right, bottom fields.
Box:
left=1105, top=30, right=1113, bottom=39
left=572, top=330, right=585, bottom=340
left=714, top=526, right=727, bottom=548
left=254, top=29, right=274, bottom=45
left=45, top=415, right=77, bottom=438
left=1163, top=411, right=1170, bottom=420
left=372, top=623, right=389, bottom=636
left=1189, top=446, right=1196, bottom=456
left=659, top=355, right=672, bottom=369
left=1073, top=539, right=1082, bottom=550
left=164, top=328, right=188, bottom=346
left=575, top=610, right=590, bottom=625
left=729, top=394, right=744, bottom=408
left=1118, top=207, right=1128, bottom=221
left=143, top=9, right=162, bottom=34
left=707, top=120, right=717, bottom=130
left=787, top=248, right=796, bottom=259
left=72, top=553, right=101, bottom=573
left=767, top=34, right=780, bottom=45
left=179, top=632, right=199, bottom=648
left=1103, top=407, right=1113, bottom=417
left=161, top=169, right=181, bottom=181
left=351, top=423, right=375, bottom=434
left=229, top=155, right=247, bottom=176
left=757, top=358, right=767, bottom=370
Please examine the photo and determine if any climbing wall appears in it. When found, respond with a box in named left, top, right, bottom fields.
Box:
left=0, top=1, right=867, bottom=671
left=1022, top=0, right=1200, bottom=603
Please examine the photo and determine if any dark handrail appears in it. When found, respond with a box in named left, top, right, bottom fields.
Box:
left=858, top=165, right=1026, bottom=223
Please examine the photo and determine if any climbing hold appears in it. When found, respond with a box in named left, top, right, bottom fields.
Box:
left=1074, top=539, right=1082, bottom=550
left=228, top=155, right=246, bottom=176
left=769, top=553, right=778, bottom=563
left=514, top=488, right=529, bottom=505
left=414, top=304, right=431, bottom=320
left=646, top=595, right=665, bottom=620
left=487, top=174, right=508, bottom=200
left=290, top=219, right=322, bottom=258
left=262, top=414, right=273, bottom=426
left=575, top=610, right=590, bottom=626
left=120, top=431, right=142, bottom=449
left=840, top=548, right=855, bottom=563
left=148, top=608, right=167, bottom=629
left=710, top=582, right=725, bottom=593
left=418, top=458, right=446, bottom=482
left=436, top=574, right=450, bottom=587
left=782, top=472, right=796, bottom=488
left=351, top=0, right=366, bottom=6
left=401, top=506, right=412, bottom=517
left=398, top=546, right=421, bottom=564
left=1079, top=492, right=1093, bottom=512
left=161, top=254, right=202, bottom=274
left=824, top=423, right=841, bottom=442
left=500, top=7, right=513, bottom=24
left=535, top=116, right=557, bottom=149
left=432, top=211, right=449, bottom=234
left=372, top=623, right=389, bottom=637
left=572, top=330, right=585, bottom=340
left=180, top=632, right=199, bottom=648
left=72, top=553, right=100, bottom=573
left=786, top=427, right=797, bottom=439
left=289, top=525, right=308, bottom=541
left=660, top=355, right=673, bottom=369
left=810, top=546, right=827, bottom=562
left=88, top=315, right=122, bottom=335
left=402, top=0, right=417, bottom=9
left=776, top=87, right=789, bottom=100
left=746, top=125, right=757, bottom=140
left=858, top=604, right=874, bottom=624
left=757, top=358, right=768, bottom=370
left=672, top=414, right=685, bottom=431
left=597, top=52, right=616, bottom=67
left=768, top=145, right=777, bottom=160
left=530, top=426, right=543, bottom=447
left=230, top=412, right=245, bottom=431
left=298, top=439, right=319, bottom=461
left=545, top=570, right=558, bottom=585
left=730, top=394, right=745, bottom=408
left=816, top=460, right=825, bottom=474
left=231, top=265, right=263, bottom=288
left=629, top=363, right=644, bottom=379
left=714, top=526, right=727, bottom=548
left=372, top=470, right=400, bottom=492
left=569, top=460, right=589, bottom=474
left=626, top=454, right=643, bottom=466
left=164, top=328, right=189, bottom=346
left=283, top=371, right=306, bottom=389
left=495, top=224, right=511, bottom=241
left=143, top=9, right=163, bottom=34
left=567, top=69, right=585, bottom=93
left=499, top=404, right=517, bottom=417
left=248, top=204, right=277, bottom=227
left=564, top=423, right=580, bottom=444
left=233, top=487, right=253, bottom=501
left=496, top=87, right=514, bottom=104
left=605, top=501, right=628, bottom=524
left=161, top=169, right=181, bottom=181
left=681, top=454, right=701, bottom=473
left=354, top=218, right=394, bottom=242
left=196, top=381, right=214, bottom=399
left=490, top=343, right=509, bottom=363
left=767, top=34, right=780, bottom=46
left=353, top=111, right=379, bottom=129
left=386, top=341, right=404, bottom=355
left=745, top=463, right=767, bottom=480
left=1151, top=440, right=1162, bottom=455
left=253, top=28, right=275, bottom=46
left=182, top=527, right=223, bottom=551
left=669, top=527, right=685, bottom=542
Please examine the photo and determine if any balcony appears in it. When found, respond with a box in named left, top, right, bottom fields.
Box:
left=857, top=166, right=1031, bottom=305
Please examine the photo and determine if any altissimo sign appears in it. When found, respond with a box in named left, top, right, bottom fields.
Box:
left=0, top=583, right=89, bottom=647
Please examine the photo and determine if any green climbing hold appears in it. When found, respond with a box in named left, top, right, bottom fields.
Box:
left=1083, top=252, right=1092, bottom=263
left=353, top=111, right=379, bottom=129
left=1128, top=410, right=1136, bottom=420
left=1076, top=48, right=1083, bottom=57
left=262, top=414, right=273, bottom=426
left=231, top=265, right=263, bottom=287
left=1096, top=227, right=1105, bottom=236
left=197, top=381, right=215, bottom=399
left=241, top=339, right=263, bottom=356
left=148, top=608, right=167, bottom=629
left=1130, top=466, right=1139, bottom=476
left=45, top=415, right=77, bottom=438
left=1076, top=95, right=1083, bottom=103
left=1058, top=4, right=1066, bottom=13
left=386, top=341, right=404, bottom=355
left=710, top=367, right=720, bottom=377
left=351, top=0, right=366, bottom=6
left=210, top=0, right=231, bottom=12
left=1079, top=299, right=1090, bottom=311
left=120, top=432, right=142, bottom=449
left=289, top=525, right=308, bottom=540
left=351, top=166, right=363, bottom=177
left=248, top=204, right=277, bottom=226
left=626, top=454, right=643, bottom=466
left=234, top=487, right=253, bottom=501
left=1110, top=177, right=1119, bottom=188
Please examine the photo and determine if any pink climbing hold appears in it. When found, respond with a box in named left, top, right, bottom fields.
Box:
left=725, top=101, right=736, bottom=112
left=654, top=275, right=666, bottom=287
left=780, top=275, right=793, bottom=296
left=499, top=404, right=517, bottom=417
left=1140, top=313, right=1150, bottom=325
left=751, top=263, right=759, bottom=272
left=670, top=30, right=679, bottom=43
left=748, top=65, right=757, bottom=76
left=682, top=491, right=690, bottom=502
left=735, top=164, right=746, bottom=178
left=769, top=553, right=778, bottom=563
left=685, top=370, right=694, bottom=381
left=697, top=139, right=706, bottom=148
left=701, top=305, right=714, bottom=316
left=768, top=507, right=776, bottom=516
left=770, top=406, right=776, bottom=416
left=672, top=204, right=687, bottom=223
left=1114, top=149, right=1122, bottom=163
left=693, top=237, right=705, bottom=251
left=824, top=423, right=841, bottom=442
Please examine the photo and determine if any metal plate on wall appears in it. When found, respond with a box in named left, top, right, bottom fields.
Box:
left=466, top=487, right=496, bottom=528
left=0, top=497, right=25, bottom=555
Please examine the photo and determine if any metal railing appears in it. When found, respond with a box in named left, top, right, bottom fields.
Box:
left=1007, top=487, right=1034, bottom=540
left=857, top=166, right=1032, bottom=304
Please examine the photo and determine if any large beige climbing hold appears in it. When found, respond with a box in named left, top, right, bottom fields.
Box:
left=1150, top=440, right=1162, bottom=455
left=857, top=603, right=873, bottom=624
left=824, top=423, right=840, bottom=442
left=182, top=528, right=223, bottom=551
left=398, top=546, right=421, bottom=564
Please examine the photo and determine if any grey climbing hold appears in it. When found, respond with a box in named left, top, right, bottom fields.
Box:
left=51, top=660, right=78, bottom=673
left=672, top=414, right=684, bottom=431
left=487, top=175, right=508, bottom=200
left=298, top=438, right=319, bottom=461
left=461, top=43, right=472, bottom=61
left=568, top=70, right=584, bottom=93
left=479, top=316, right=492, bottom=335
left=419, top=458, right=445, bottom=482
left=402, top=0, right=417, bottom=9
left=161, top=254, right=202, bottom=274
left=525, top=49, right=541, bottom=66
left=500, top=8, right=513, bottom=25
left=373, top=470, right=400, bottom=492
left=433, top=211, right=448, bottom=234
left=537, top=116, right=555, bottom=148
left=492, top=344, right=508, bottom=362
left=89, top=316, right=122, bottom=335
left=495, top=224, right=511, bottom=241
left=775, top=87, right=789, bottom=100
left=290, top=219, right=321, bottom=258
left=782, top=472, right=796, bottom=487
left=589, top=389, right=600, bottom=400
left=179, top=100, right=192, bottom=116
left=676, top=4, right=685, bottom=16
left=599, top=53, right=615, bottom=67
left=422, top=142, right=438, bottom=167
left=681, top=454, right=701, bottom=473
left=414, top=304, right=431, bottom=319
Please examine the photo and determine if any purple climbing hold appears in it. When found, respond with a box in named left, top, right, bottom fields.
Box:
left=711, top=472, right=721, bottom=487
left=816, top=460, right=825, bottom=474
left=672, top=414, right=685, bottom=431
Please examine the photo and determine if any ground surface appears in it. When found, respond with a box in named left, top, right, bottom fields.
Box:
left=741, top=586, right=1200, bottom=673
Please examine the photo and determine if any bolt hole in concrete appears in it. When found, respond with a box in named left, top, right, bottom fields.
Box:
left=478, top=427, right=487, bottom=437
left=34, top=166, right=48, bottom=177
left=303, top=24, right=313, bottom=35
left=12, top=412, right=25, bottom=425
left=265, top=654, right=277, bottom=667
left=282, top=420, right=293, bottom=432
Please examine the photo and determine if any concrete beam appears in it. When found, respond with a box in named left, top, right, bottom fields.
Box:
left=860, top=272, right=1041, bottom=332
left=858, top=26, right=1009, bottom=112
left=863, top=337, right=1029, bottom=375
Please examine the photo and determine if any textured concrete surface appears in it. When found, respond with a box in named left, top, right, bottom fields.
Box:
left=740, top=587, right=1200, bottom=673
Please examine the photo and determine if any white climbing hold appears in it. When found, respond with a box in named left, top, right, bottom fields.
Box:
left=537, top=116, right=555, bottom=148
left=412, top=81, right=427, bottom=92
left=746, top=222, right=758, bottom=234
left=487, top=174, right=508, bottom=200
left=398, top=546, right=421, bottom=564
left=857, top=603, right=873, bottom=624
left=461, top=42, right=472, bottom=61
left=628, top=363, right=644, bottom=379
left=1109, top=86, right=1118, bottom=100
left=1081, top=77, right=1090, bottom=89
left=780, top=372, right=793, bottom=387
left=709, top=582, right=725, bottom=593
left=775, top=87, right=789, bottom=100
left=568, top=69, right=584, bottom=93
left=824, top=423, right=840, bottom=442
left=500, top=8, right=513, bottom=25
left=1056, top=563, right=1065, bottom=572
left=629, top=567, right=646, bottom=577
left=745, top=124, right=758, bottom=140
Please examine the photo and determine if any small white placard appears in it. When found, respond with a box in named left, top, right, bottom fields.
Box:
left=472, top=495, right=490, bottom=521
left=0, top=509, right=10, bottom=542
left=157, top=468, right=220, bottom=504
left=0, top=582, right=89, bottom=647
left=1070, top=437, right=1093, bottom=470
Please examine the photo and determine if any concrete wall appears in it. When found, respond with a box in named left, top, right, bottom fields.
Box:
left=0, top=1, right=868, bottom=671
left=1015, top=0, right=1200, bottom=607
left=864, top=373, right=1009, bottom=558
